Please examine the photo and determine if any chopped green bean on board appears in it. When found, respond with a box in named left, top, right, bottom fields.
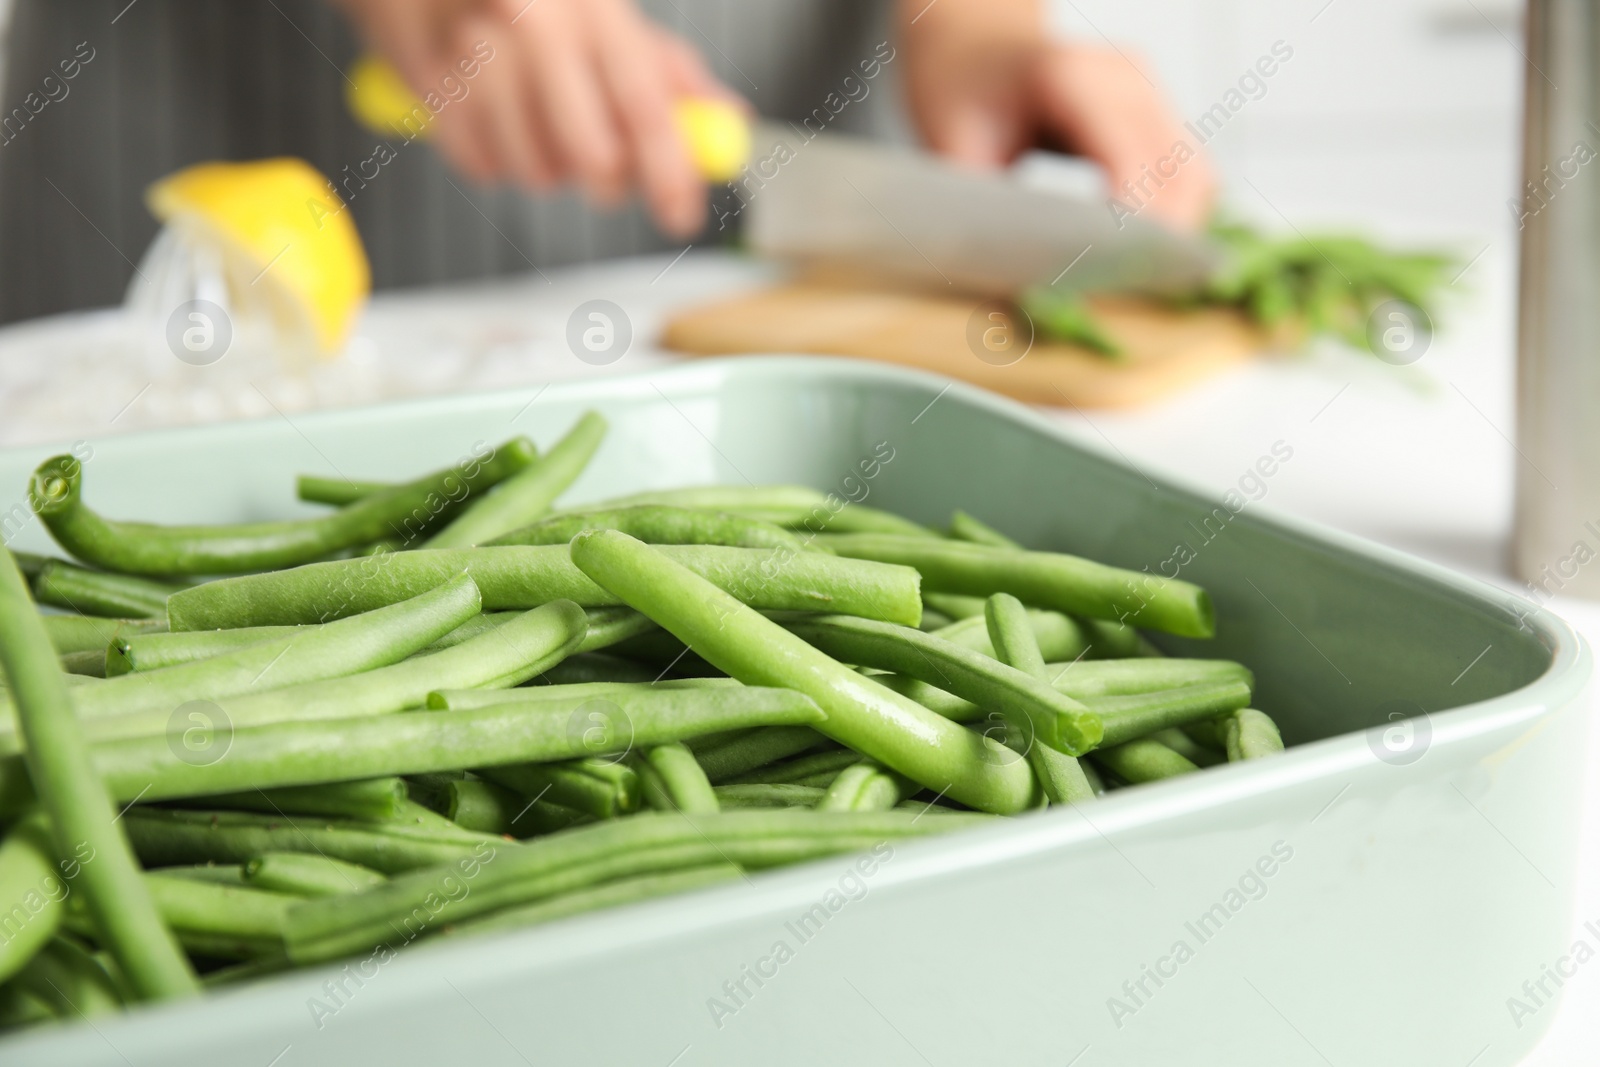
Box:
left=0, top=409, right=1298, bottom=1033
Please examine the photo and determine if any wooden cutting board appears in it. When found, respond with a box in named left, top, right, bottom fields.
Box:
left=661, top=282, right=1264, bottom=408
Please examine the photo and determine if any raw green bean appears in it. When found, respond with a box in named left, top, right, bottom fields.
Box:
left=153, top=864, right=245, bottom=886
left=931, top=609, right=1094, bottom=663
left=1096, top=682, right=1254, bottom=746
left=166, top=544, right=923, bottom=630
left=576, top=607, right=658, bottom=653
left=570, top=531, right=1035, bottom=814
left=164, top=778, right=409, bottom=822
left=442, top=779, right=538, bottom=836
left=1091, top=739, right=1199, bottom=783
left=565, top=486, right=829, bottom=526
left=948, top=511, right=1020, bottom=549
left=135, top=874, right=295, bottom=960
left=642, top=744, right=719, bottom=814
left=108, top=625, right=305, bottom=675
left=12, top=575, right=485, bottom=751
left=776, top=613, right=1100, bottom=756
left=918, top=608, right=955, bottom=631
left=243, top=853, right=386, bottom=897
left=1146, top=727, right=1224, bottom=767
left=284, top=810, right=986, bottom=962
left=12, top=937, right=123, bottom=1017
left=0, top=549, right=196, bottom=999
left=986, top=594, right=1095, bottom=805
left=448, top=864, right=744, bottom=937
left=427, top=677, right=739, bottom=712
left=488, top=505, right=805, bottom=552
left=794, top=504, right=934, bottom=538
left=33, top=561, right=177, bottom=618
left=1045, top=658, right=1253, bottom=699
left=296, top=476, right=394, bottom=507
left=476, top=759, right=640, bottom=819
left=427, top=413, right=607, bottom=548
left=122, top=808, right=498, bottom=875
left=0, top=685, right=828, bottom=816
left=0, top=984, right=56, bottom=1027
left=531, top=652, right=659, bottom=685
left=0, top=812, right=66, bottom=984
left=59, top=650, right=106, bottom=677
left=923, top=592, right=986, bottom=620
left=695, top=725, right=832, bottom=783
left=713, top=784, right=827, bottom=809
left=41, top=615, right=165, bottom=655
left=186, top=600, right=588, bottom=733
left=1222, top=708, right=1284, bottom=761
left=724, top=749, right=864, bottom=786
left=817, top=533, right=1215, bottom=638
left=817, top=762, right=906, bottom=812
left=28, top=439, right=538, bottom=576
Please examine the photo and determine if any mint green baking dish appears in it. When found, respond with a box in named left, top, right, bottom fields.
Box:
left=0, top=357, right=1587, bottom=1067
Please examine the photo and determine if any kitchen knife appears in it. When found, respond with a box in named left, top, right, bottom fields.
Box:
left=741, top=120, right=1218, bottom=297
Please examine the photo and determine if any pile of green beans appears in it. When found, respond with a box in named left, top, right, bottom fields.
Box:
left=0, top=418, right=1288, bottom=1032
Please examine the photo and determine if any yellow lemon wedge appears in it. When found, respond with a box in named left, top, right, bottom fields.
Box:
left=146, top=158, right=370, bottom=356
left=673, top=98, right=750, bottom=182
left=346, top=54, right=431, bottom=140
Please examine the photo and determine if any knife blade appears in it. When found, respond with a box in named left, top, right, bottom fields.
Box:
left=741, top=120, right=1218, bottom=297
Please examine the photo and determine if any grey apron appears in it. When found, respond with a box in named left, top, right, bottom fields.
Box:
left=0, top=0, right=897, bottom=325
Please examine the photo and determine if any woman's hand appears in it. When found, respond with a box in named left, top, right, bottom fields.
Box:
left=900, top=0, right=1215, bottom=231
left=334, top=0, right=737, bottom=237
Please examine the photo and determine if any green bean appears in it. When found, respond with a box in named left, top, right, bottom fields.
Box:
left=243, top=854, right=386, bottom=898
left=476, top=759, right=640, bottom=819
left=794, top=505, right=934, bottom=538
left=695, top=725, right=832, bottom=783
left=576, top=607, right=658, bottom=653
left=817, top=762, right=906, bottom=812
left=639, top=744, right=719, bottom=814
left=296, top=476, right=394, bottom=507
left=569, top=530, right=1034, bottom=814
left=448, top=864, right=743, bottom=938
left=426, top=413, right=607, bottom=548
left=164, top=778, right=408, bottom=822
left=948, top=511, right=1020, bottom=549
left=166, top=544, right=923, bottom=630
left=153, top=864, right=245, bottom=886
left=817, top=534, right=1215, bottom=638
left=713, top=784, right=826, bottom=809
left=451, top=780, right=590, bottom=838
left=128, top=875, right=295, bottom=960
left=931, top=609, right=1093, bottom=662
left=776, top=613, right=1100, bottom=756
left=283, top=810, right=985, bottom=962
left=1045, top=658, right=1253, bottom=699
left=31, top=440, right=537, bottom=577
left=923, top=592, right=986, bottom=620
left=488, top=505, right=805, bottom=552
left=1222, top=708, right=1284, bottom=761
left=918, top=609, right=955, bottom=631
left=0, top=811, right=66, bottom=984
left=0, top=550, right=196, bottom=999
left=566, top=485, right=829, bottom=526
left=59, top=650, right=106, bottom=677
left=1096, top=681, right=1253, bottom=746
left=122, top=808, right=497, bottom=875
left=41, top=615, right=165, bottom=655
left=724, top=749, right=864, bottom=786
left=1146, top=727, right=1224, bottom=768
left=0, top=685, right=828, bottom=817
left=11, top=575, right=485, bottom=752
left=427, top=677, right=738, bottom=712
left=33, top=560, right=176, bottom=618
left=186, top=600, right=588, bottom=733
left=531, top=652, right=659, bottom=685
left=108, top=625, right=304, bottom=675
left=986, top=594, right=1095, bottom=806
left=12, top=937, right=124, bottom=1017
left=1091, top=739, right=1199, bottom=784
